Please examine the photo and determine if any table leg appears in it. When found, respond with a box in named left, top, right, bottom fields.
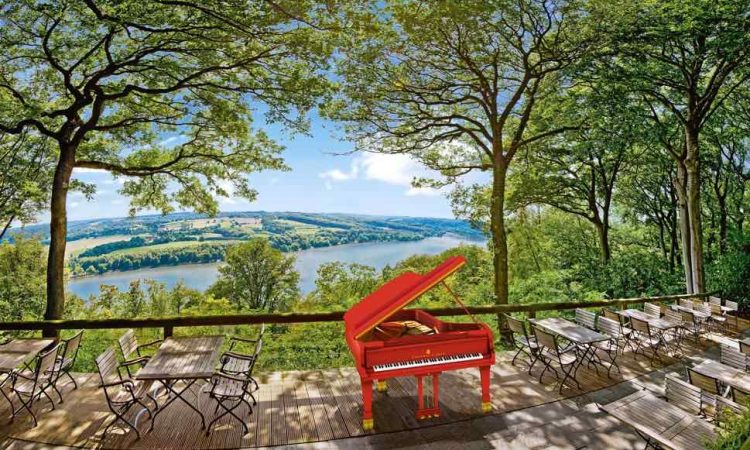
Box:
left=149, top=379, right=207, bottom=432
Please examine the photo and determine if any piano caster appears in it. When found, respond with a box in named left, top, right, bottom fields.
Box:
left=362, top=418, right=374, bottom=431
left=376, top=381, right=388, bottom=392
left=417, top=408, right=441, bottom=420
left=482, top=402, right=492, bottom=413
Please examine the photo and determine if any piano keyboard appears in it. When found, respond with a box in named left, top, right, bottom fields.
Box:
left=372, top=352, right=483, bottom=372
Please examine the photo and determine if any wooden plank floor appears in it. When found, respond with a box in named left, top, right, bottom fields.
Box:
left=0, top=335, right=727, bottom=449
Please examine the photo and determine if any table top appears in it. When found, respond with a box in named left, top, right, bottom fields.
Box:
left=136, top=336, right=224, bottom=381
left=531, top=317, right=609, bottom=344
left=692, top=360, right=750, bottom=393
left=617, top=309, right=680, bottom=330
left=602, top=389, right=715, bottom=450
left=0, top=339, right=55, bottom=372
left=669, top=304, right=710, bottom=319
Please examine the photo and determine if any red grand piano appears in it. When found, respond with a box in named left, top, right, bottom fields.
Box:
left=344, top=255, right=495, bottom=431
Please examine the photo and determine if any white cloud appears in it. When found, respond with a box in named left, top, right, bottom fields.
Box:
left=69, top=202, right=80, bottom=208
left=73, top=167, right=107, bottom=174
left=318, top=153, right=443, bottom=197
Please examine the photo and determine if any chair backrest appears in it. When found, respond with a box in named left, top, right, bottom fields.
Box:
left=732, top=388, right=750, bottom=406
left=505, top=315, right=528, bottom=338
left=532, top=326, right=557, bottom=353
left=709, top=296, right=722, bottom=306
left=61, top=330, right=84, bottom=364
left=721, top=345, right=747, bottom=371
left=665, top=374, right=702, bottom=415
left=679, top=299, right=693, bottom=309
left=644, top=302, right=661, bottom=318
left=602, top=309, right=620, bottom=322
left=630, top=316, right=650, bottom=335
left=710, top=303, right=723, bottom=315
left=681, top=310, right=696, bottom=324
left=96, top=347, right=120, bottom=386
left=695, top=303, right=712, bottom=315
left=726, top=300, right=739, bottom=311
left=36, top=343, right=61, bottom=384
left=664, top=309, right=682, bottom=324
left=597, top=316, right=621, bottom=339
left=253, top=336, right=263, bottom=358
left=575, top=308, right=597, bottom=330
left=258, top=323, right=266, bottom=339
left=118, top=329, right=138, bottom=360
left=740, top=341, right=750, bottom=357
left=688, top=368, right=721, bottom=395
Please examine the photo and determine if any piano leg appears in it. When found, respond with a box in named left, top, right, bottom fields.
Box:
left=416, top=374, right=441, bottom=419
left=376, top=380, right=387, bottom=392
left=361, top=379, right=374, bottom=431
left=480, top=365, right=492, bottom=413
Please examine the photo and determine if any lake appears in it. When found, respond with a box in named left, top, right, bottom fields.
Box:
left=67, top=235, right=482, bottom=299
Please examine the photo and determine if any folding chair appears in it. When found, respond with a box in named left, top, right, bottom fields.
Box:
left=9, top=343, right=62, bottom=426
left=118, top=329, right=162, bottom=377
left=732, top=387, right=750, bottom=406
left=688, top=367, right=729, bottom=400
left=205, top=371, right=254, bottom=435
left=720, top=345, right=747, bottom=371
left=708, top=303, right=729, bottom=334
left=664, top=309, right=687, bottom=353
left=228, top=323, right=266, bottom=353
left=592, top=316, right=622, bottom=377
left=532, top=325, right=580, bottom=393
left=679, top=299, right=694, bottom=309
left=50, top=330, right=83, bottom=402
left=575, top=308, right=597, bottom=330
left=505, top=314, right=538, bottom=371
left=95, top=347, right=156, bottom=440
left=681, top=310, right=703, bottom=342
left=630, top=317, right=663, bottom=364
left=741, top=340, right=750, bottom=357
left=644, top=302, right=661, bottom=318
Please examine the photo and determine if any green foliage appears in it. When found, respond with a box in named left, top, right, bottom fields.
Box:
left=707, top=408, right=750, bottom=450
left=207, top=238, right=299, bottom=312
left=708, top=233, right=750, bottom=306
left=0, top=237, right=46, bottom=322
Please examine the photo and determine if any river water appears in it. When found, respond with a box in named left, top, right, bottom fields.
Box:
left=67, top=235, right=482, bottom=299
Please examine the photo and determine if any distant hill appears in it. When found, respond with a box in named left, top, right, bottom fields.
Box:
left=7, top=211, right=484, bottom=276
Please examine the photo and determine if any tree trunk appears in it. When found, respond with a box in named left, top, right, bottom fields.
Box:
left=45, top=145, right=75, bottom=336
left=674, top=161, right=694, bottom=292
left=490, top=160, right=511, bottom=344
left=717, top=193, right=728, bottom=254
left=0, top=215, right=14, bottom=241
left=684, top=127, right=704, bottom=293
left=593, top=218, right=611, bottom=262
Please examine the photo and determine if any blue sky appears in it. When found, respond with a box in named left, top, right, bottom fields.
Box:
left=62, top=112, right=474, bottom=222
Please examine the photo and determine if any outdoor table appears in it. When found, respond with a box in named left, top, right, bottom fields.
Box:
left=531, top=317, right=610, bottom=374
left=617, top=309, right=682, bottom=355
left=601, top=389, right=715, bottom=450
left=136, top=336, right=224, bottom=431
left=692, top=359, right=750, bottom=394
left=670, top=304, right=710, bottom=320
left=0, top=338, right=54, bottom=416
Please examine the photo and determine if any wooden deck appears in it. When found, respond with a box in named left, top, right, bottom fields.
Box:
left=0, top=335, right=735, bottom=449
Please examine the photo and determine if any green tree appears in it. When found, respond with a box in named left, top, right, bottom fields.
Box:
left=588, top=0, right=750, bottom=293
left=327, top=0, right=588, bottom=340
left=0, top=237, right=47, bottom=322
left=0, top=0, right=334, bottom=329
left=208, top=238, right=299, bottom=312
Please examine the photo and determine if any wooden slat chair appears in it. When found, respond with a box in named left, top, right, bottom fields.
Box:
left=709, top=296, right=722, bottom=306
left=601, top=308, right=620, bottom=322
left=220, top=339, right=263, bottom=405
left=532, top=325, right=580, bottom=393
left=227, top=323, right=266, bottom=354
left=664, top=309, right=687, bottom=351
left=726, top=300, right=740, bottom=332
left=740, top=340, right=750, bottom=357
left=205, top=369, right=254, bottom=435
left=720, top=345, right=747, bottom=371
left=731, top=387, right=750, bottom=406
left=665, top=374, right=702, bottom=416
left=629, top=316, right=663, bottom=363
left=118, top=329, right=162, bottom=376
left=9, top=343, right=62, bottom=427
left=688, top=367, right=729, bottom=408
left=575, top=308, right=597, bottom=330
left=708, top=303, right=729, bottom=334
left=504, top=314, right=539, bottom=372
left=644, top=302, right=661, bottom=319
left=681, top=310, right=703, bottom=342
left=592, top=316, right=622, bottom=377
left=95, top=347, right=156, bottom=440
left=50, top=330, right=84, bottom=402
left=679, top=299, right=694, bottom=309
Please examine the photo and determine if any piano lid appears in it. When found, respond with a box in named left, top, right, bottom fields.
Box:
left=344, top=255, right=467, bottom=340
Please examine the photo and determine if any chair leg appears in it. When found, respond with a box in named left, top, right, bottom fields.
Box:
left=51, top=382, right=64, bottom=403
left=64, top=370, right=78, bottom=390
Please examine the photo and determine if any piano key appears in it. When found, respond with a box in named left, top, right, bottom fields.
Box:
left=372, top=352, right=484, bottom=372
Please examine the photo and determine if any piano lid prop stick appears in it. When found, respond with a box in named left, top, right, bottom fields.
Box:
left=441, top=281, right=480, bottom=324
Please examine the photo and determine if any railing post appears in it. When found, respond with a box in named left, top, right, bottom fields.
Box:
left=527, top=311, right=536, bottom=320
left=164, top=326, right=173, bottom=339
